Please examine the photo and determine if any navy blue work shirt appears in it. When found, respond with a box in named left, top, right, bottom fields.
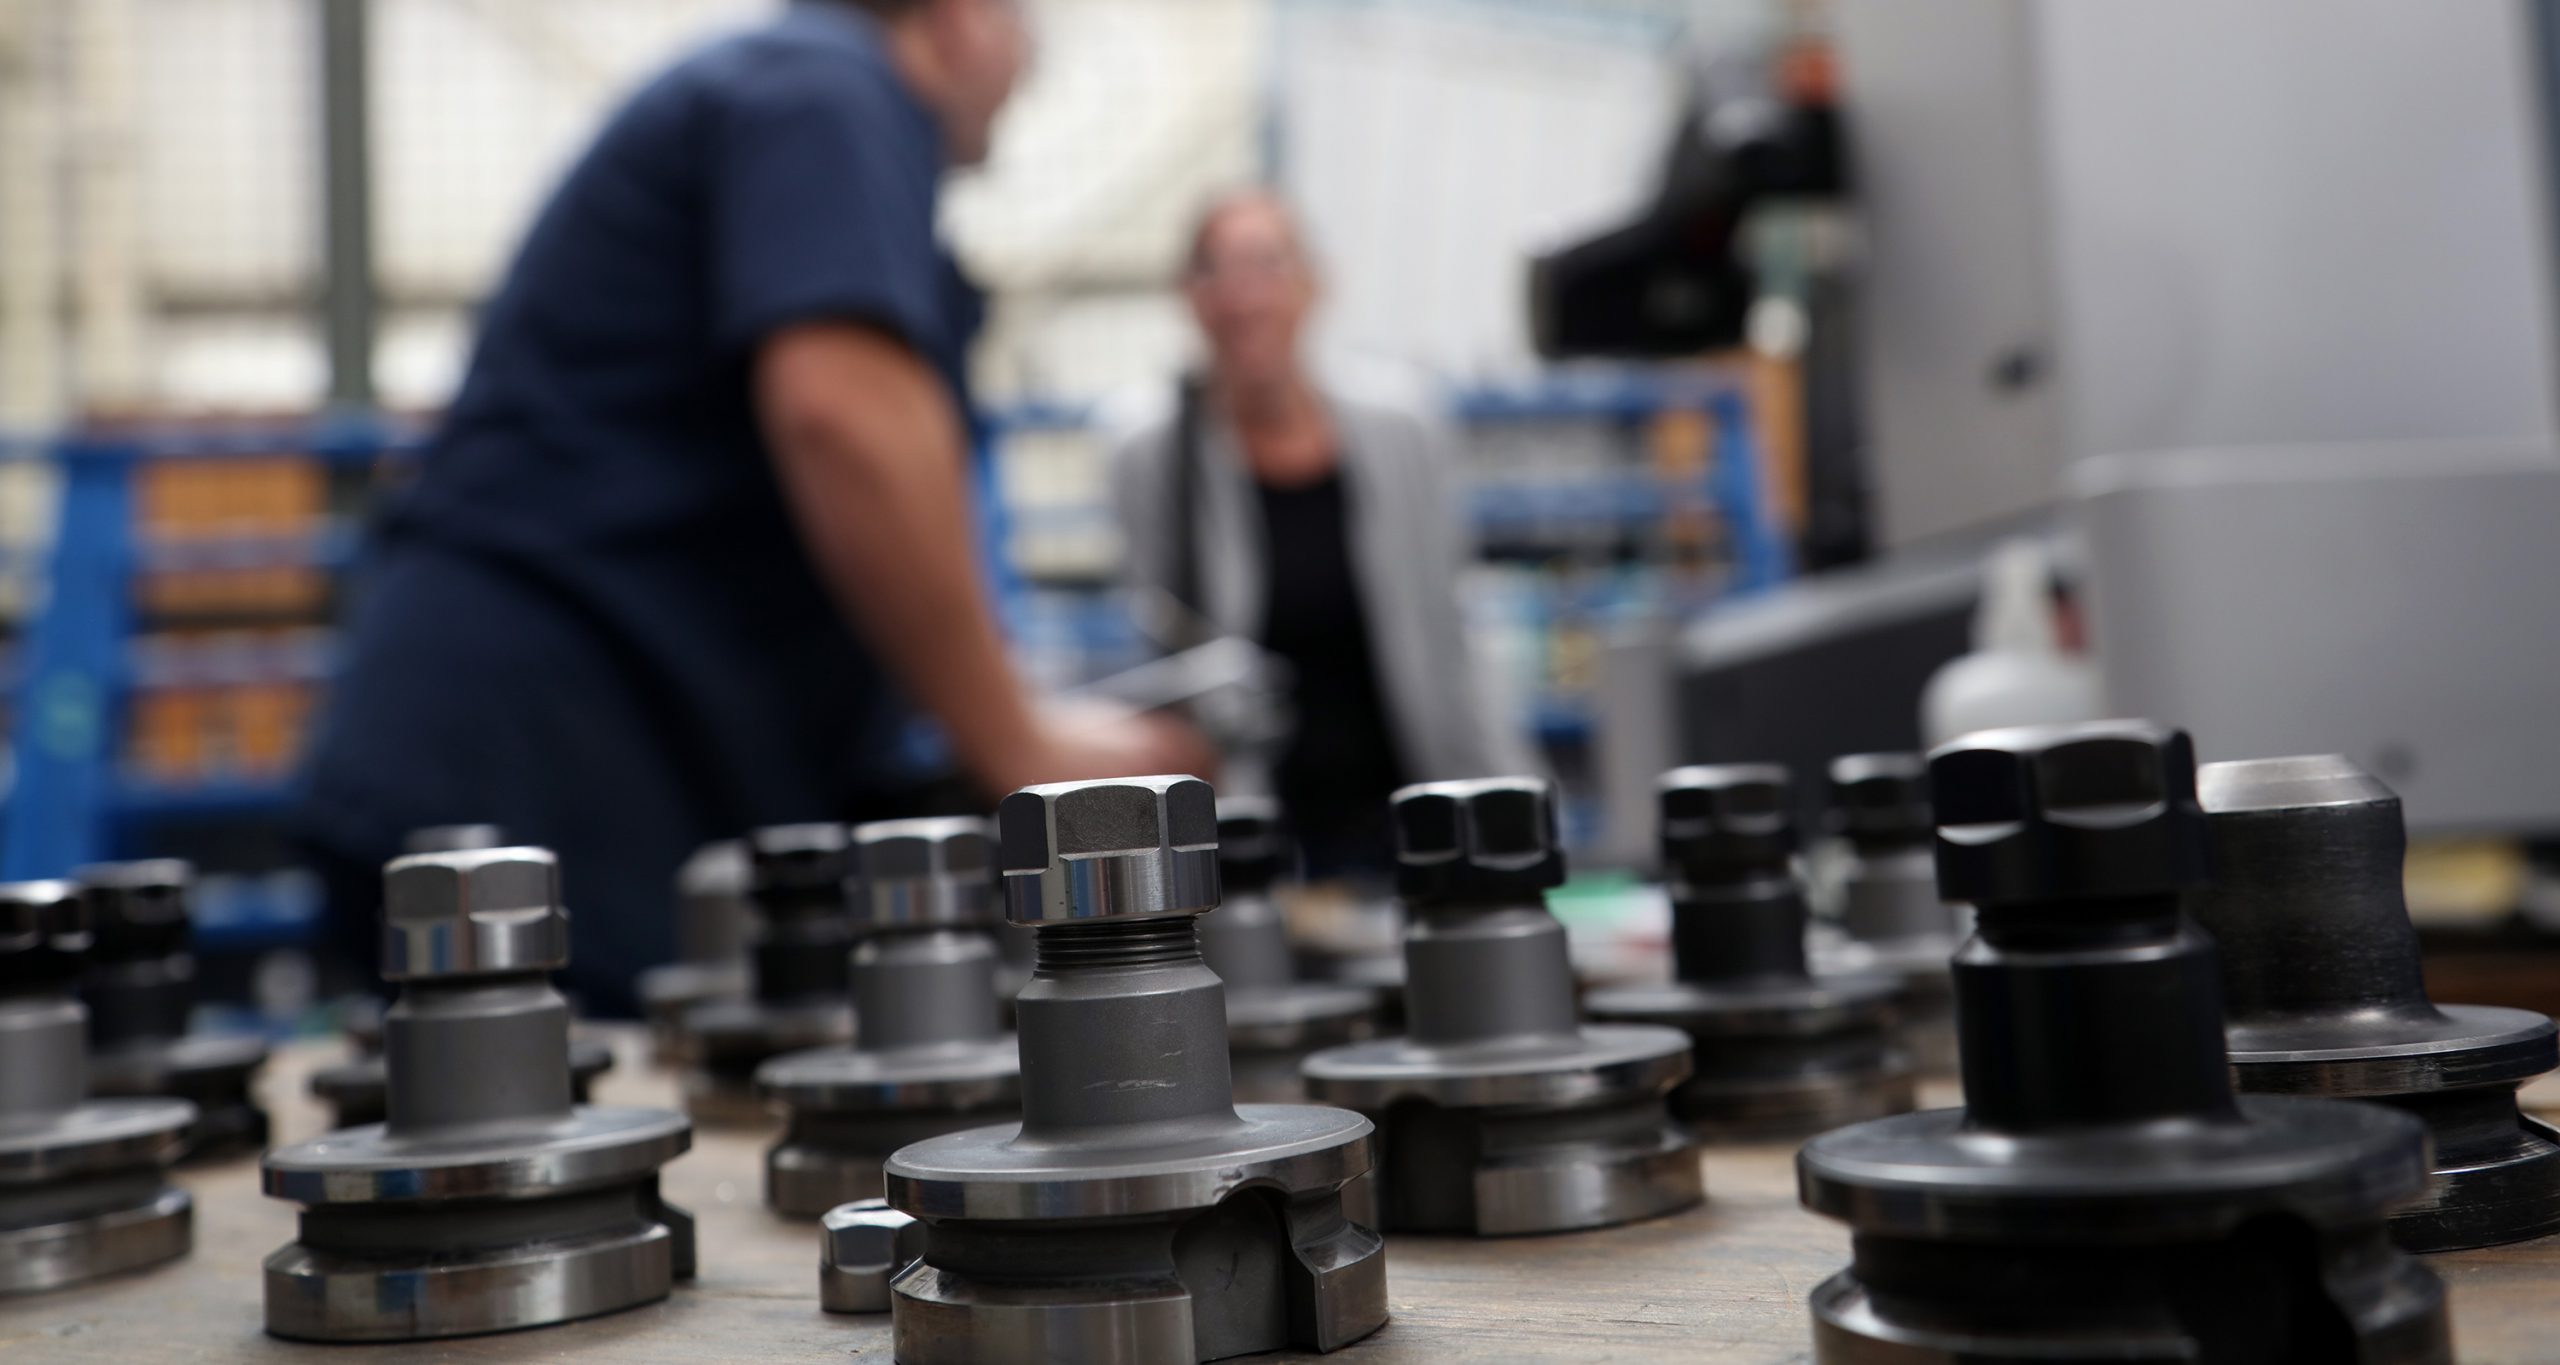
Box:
left=296, top=4, right=980, bottom=1011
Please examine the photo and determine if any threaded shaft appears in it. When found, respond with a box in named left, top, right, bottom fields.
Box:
left=1034, top=917, right=1201, bottom=972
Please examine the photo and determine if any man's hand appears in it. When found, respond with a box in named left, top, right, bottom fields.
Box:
left=998, top=700, right=1219, bottom=793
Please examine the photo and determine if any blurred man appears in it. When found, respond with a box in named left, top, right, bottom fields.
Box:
left=298, top=0, right=1203, bottom=1011
left=1109, top=192, right=1535, bottom=876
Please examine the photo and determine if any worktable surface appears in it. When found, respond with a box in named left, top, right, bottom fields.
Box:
left=14, top=1036, right=2560, bottom=1363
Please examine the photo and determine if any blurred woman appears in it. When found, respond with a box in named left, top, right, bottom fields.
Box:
left=1109, top=190, right=1535, bottom=876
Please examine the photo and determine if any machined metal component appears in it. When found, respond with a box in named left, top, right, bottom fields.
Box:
left=675, top=825, right=854, bottom=1123
left=1303, top=778, right=1702, bottom=1236
left=1809, top=753, right=1963, bottom=1074
left=260, top=846, right=695, bottom=1342
left=884, top=775, right=1387, bottom=1363
left=758, top=816, right=1020, bottom=1218
left=73, top=860, right=269, bottom=1162
left=1589, top=764, right=1914, bottom=1140
left=2193, top=754, right=2560, bottom=1252
left=309, top=1034, right=614, bottom=1131
left=1799, top=722, right=2450, bottom=1363
left=820, top=1197, right=924, bottom=1313
left=0, top=880, right=196, bottom=1294
left=639, top=840, right=752, bottom=1063
left=1202, top=799, right=1377, bottom=1102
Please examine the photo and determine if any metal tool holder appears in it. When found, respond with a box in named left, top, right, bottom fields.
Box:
left=1303, top=777, right=1703, bottom=1235
left=2192, top=753, right=2560, bottom=1252
left=1588, top=764, right=1913, bottom=1140
left=260, top=846, right=694, bottom=1341
left=639, top=839, right=752, bottom=1063
left=882, top=775, right=1387, bottom=1363
left=1798, top=721, right=2451, bottom=1362
left=676, top=824, right=855, bottom=1123
left=758, top=816, right=1020, bottom=1218
left=1201, top=798, right=1377, bottom=1102
left=0, top=879, right=195, bottom=1294
left=1810, top=753, right=1964, bottom=1074
left=311, top=823, right=614, bottom=1128
left=74, top=859, right=269, bottom=1161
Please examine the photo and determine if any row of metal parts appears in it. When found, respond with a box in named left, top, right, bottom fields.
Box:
left=3, top=724, right=2536, bottom=1362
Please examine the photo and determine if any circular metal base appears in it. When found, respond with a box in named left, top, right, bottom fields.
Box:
left=888, top=1105, right=1386, bottom=1364
left=0, top=1096, right=195, bottom=1181
left=0, top=1183, right=191, bottom=1295
left=264, top=1215, right=680, bottom=1341
left=1589, top=976, right=1915, bottom=1142
left=310, top=1036, right=616, bottom=1131
left=263, top=1105, right=690, bottom=1204
left=87, top=1033, right=269, bottom=1161
left=1671, top=1057, right=1918, bottom=1142
left=1304, top=1025, right=1703, bottom=1235
left=1301, top=1022, right=1693, bottom=1111
left=1802, top=1096, right=2432, bottom=1241
left=2228, top=1003, right=2556, bottom=1096
left=2390, top=1112, right=2560, bottom=1252
left=758, top=1039, right=1023, bottom=1216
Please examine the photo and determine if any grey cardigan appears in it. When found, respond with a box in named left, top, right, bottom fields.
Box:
left=1105, top=383, right=1539, bottom=789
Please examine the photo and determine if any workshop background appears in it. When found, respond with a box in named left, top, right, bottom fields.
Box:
left=4, top=0, right=2559, bottom=1035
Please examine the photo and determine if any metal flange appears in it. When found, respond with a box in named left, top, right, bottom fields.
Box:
left=261, top=846, right=694, bottom=1342
left=1303, top=777, right=1702, bottom=1235
left=880, top=776, right=1386, bottom=1362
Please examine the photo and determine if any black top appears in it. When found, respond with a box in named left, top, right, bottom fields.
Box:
left=1256, top=471, right=1407, bottom=876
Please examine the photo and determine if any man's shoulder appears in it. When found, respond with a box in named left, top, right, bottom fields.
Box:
left=658, top=6, right=903, bottom=115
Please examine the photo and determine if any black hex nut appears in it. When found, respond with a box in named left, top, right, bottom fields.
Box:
left=1928, top=720, right=2209, bottom=907
left=1215, top=797, right=1289, bottom=893
left=748, top=823, right=855, bottom=918
left=0, top=880, right=89, bottom=993
left=1659, top=764, right=1794, bottom=885
left=1826, top=753, right=1933, bottom=848
left=73, top=860, right=193, bottom=963
left=1391, top=777, right=1566, bottom=906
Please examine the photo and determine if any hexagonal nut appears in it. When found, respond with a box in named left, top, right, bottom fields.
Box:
left=1826, top=752, right=1934, bottom=846
left=746, top=822, right=854, bottom=916
left=1389, top=777, right=1565, bottom=907
left=1928, top=719, right=2208, bottom=907
left=997, top=776, right=1219, bottom=925
left=0, top=880, right=88, bottom=986
left=380, top=846, right=570, bottom=981
left=1658, top=763, right=1795, bottom=885
left=820, top=1198, right=924, bottom=1314
left=1214, top=796, right=1289, bottom=891
left=72, top=859, right=192, bottom=962
left=849, top=815, right=997, bottom=930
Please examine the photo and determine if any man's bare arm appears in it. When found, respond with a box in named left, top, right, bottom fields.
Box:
left=757, top=322, right=1206, bottom=794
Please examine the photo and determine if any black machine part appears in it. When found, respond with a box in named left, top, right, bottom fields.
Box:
left=73, top=859, right=268, bottom=1161
left=1796, top=721, right=2449, bottom=1364
left=880, top=776, right=1386, bottom=1363
left=2191, top=753, right=2560, bottom=1251
left=0, top=878, right=196, bottom=1295
left=1302, top=777, right=1703, bottom=1235
left=1586, top=763, right=1912, bottom=1140
left=675, top=823, right=855, bottom=1120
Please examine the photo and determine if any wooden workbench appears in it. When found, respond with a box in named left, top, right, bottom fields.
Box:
left=12, top=1037, right=2560, bottom=1363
